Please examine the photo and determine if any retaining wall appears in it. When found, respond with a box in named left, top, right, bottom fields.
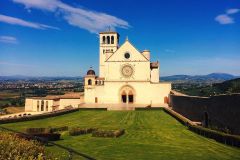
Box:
left=169, top=92, right=240, bottom=135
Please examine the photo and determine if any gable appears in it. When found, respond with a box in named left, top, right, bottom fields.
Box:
left=106, top=40, right=149, bottom=62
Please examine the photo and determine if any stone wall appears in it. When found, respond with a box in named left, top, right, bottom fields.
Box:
left=169, top=92, right=240, bottom=135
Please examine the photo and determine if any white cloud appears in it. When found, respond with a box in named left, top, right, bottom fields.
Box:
left=0, top=14, right=60, bottom=30
left=215, top=8, right=240, bottom=25
left=12, top=0, right=130, bottom=33
left=0, top=36, right=18, bottom=44
left=215, top=14, right=234, bottom=24
left=226, top=8, right=240, bottom=15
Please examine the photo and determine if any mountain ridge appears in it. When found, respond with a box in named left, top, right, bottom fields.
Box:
left=161, top=73, right=238, bottom=83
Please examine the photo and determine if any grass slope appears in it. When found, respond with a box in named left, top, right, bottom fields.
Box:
left=1, top=110, right=240, bottom=160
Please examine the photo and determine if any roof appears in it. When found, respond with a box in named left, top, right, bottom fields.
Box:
left=96, top=77, right=105, bottom=80
left=99, top=31, right=120, bottom=36
left=87, top=69, right=95, bottom=75
left=29, top=92, right=84, bottom=100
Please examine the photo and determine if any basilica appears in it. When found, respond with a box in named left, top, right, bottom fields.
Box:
left=25, top=31, right=171, bottom=112
left=84, top=31, right=171, bottom=106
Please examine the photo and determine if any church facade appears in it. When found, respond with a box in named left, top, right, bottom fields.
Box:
left=84, top=31, right=171, bottom=106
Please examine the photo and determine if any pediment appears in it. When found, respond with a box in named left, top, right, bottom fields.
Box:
left=106, top=40, right=149, bottom=62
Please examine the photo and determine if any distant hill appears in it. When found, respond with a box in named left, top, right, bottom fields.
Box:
left=0, top=75, right=83, bottom=81
left=212, top=78, right=240, bottom=94
left=161, top=73, right=238, bottom=84
left=0, top=73, right=238, bottom=83
left=178, top=78, right=240, bottom=96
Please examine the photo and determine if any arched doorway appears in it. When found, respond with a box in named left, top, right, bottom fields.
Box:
left=121, top=91, right=127, bottom=103
left=119, top=85, right=135, bottom=104
left=128, top=91, right=134, bottom=103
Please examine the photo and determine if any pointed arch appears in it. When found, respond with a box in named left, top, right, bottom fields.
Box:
left=102, top=36, right=106, bottom=44
left=107, top=36, right=110, bottom=44
left=111, top=36, right=114, bottom=44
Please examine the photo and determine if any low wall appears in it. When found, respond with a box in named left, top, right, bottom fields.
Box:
left=0, top=108, right=79, bottom=124
left=169, top=92, right=240, bottom=135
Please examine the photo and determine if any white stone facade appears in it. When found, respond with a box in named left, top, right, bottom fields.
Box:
left=84, top=31, right=171, bottom=106
left=24, top=93, right=84, bottom=112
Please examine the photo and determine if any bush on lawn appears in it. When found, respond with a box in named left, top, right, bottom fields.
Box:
left=0, top=131, right=45, bottom=160
left=26, top=127, right=51, bottom=134
left=26, top=126, right=68, bottom=134
left=69, top=127, right=98, bottom=136
left=92, top=129, right=125, bottom=138
left=50, top=126, right=68, bottom=132
left=26, top=127, right=62, bottom=141
left=32, top=133, right=61, bottom=141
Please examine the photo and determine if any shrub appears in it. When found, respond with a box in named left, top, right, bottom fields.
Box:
left=26, top=128, right=51, bottom=134
left=32, top=133, right=61, bottom=141
left=0, top=131, right=45, bottom=160
left=92, top=129, right=125, bottom=138
left=50, top=126, right=68, bottom=132
left=69, top=128, right=98, bottom=136
left=26, top=127, right=61, bottom=141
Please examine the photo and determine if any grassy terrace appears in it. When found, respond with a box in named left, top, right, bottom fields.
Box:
left=1, top=109, right=240, bottom=160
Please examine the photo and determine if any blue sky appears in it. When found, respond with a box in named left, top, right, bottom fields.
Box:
left=0, top=0, right=240, bottom=76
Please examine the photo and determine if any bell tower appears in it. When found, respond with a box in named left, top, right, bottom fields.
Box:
left=99, top=31, right=119, bottom=77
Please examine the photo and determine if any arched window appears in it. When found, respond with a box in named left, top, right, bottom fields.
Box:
left=88, top=79, right=92, bottom=85
left=111, top=36, right=114, bottom=44
left=41, top=100, right=44, bottom=111
left=102, top=36, right=106, bottom=44
left=107, top=36, right=110, bottom=44
left=46, top=101, right=48, bottom=111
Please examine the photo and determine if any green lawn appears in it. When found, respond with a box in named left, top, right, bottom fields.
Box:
left=1, top=110, right=240, bottom=160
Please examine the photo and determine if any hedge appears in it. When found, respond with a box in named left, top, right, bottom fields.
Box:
left=0, top=108, right=79, bottom=124
left=31, top=133, right=61, bottom=141
left=50, top=126, right=68, bottom=132
left=26, top=128, right=51, bottom=134
left=163, top=107, right=240, bottom=147
left=69, top=128, right=98, bottom=136
left=26, top=126, right=68, bottom=134
left=92, top=129, right=125, bottom=138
